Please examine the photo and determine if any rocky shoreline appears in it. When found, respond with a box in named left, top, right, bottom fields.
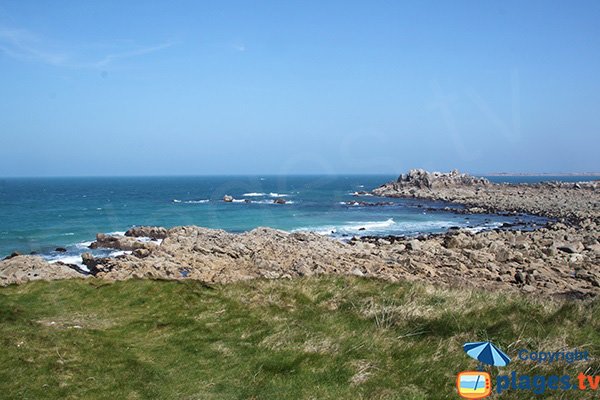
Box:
left=1, top=170, right=598, bottom=299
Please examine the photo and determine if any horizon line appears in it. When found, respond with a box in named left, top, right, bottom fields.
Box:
left=1, top=171, right=600, bottom=179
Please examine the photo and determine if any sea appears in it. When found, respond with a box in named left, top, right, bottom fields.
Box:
left=0, top=175, right=598, bottom=264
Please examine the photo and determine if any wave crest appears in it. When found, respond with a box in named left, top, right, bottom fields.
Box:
left=173, top=199, right=210, bottom=204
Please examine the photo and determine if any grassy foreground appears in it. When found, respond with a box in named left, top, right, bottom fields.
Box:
left=0, top=277, right=598, bottom=399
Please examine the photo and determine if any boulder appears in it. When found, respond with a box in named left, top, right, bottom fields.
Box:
left=0, top=255, right=84, bottom=286
left=90, top=233, right=152, bottom=251
left=557, top=242, right=584, bottom=254
left=125, top=226, right=167, bottom=239
left=133, top=248, right=151, bottom=258
left=294, top=260, right=312, bottom=277
left=443, top=236, right=463, bottom=249
left=584, top=243, right=600, bottom=253
left=407, top=240, right=421, bottom=251
left=495, top=248, right=511, bottom=263
left=81, top=252, right=95, bottom=266
left=223, top=195, right=234, bottom=202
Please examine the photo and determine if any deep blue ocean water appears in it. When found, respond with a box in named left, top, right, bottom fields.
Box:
left=0, top=175, right=597, bottom=263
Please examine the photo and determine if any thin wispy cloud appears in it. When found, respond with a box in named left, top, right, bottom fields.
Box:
left=0, top=28, right=68, bottom=66
left=0, top=26, right=175, bottom=69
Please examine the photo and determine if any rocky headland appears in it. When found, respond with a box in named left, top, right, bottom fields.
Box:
left=1, top=170, right=598, bottom=299
left=373, top=169, right=599, bottom=222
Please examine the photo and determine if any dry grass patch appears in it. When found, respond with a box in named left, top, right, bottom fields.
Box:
left=349, top=360, right=377, bottom=385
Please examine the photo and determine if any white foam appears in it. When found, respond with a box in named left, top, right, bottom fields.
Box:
left=293, top=225, right=338, bottom=235
left=108, top=250, right=132, bottom=257
left=61, top=232, right=75, bottom=236
left=345, top=218, right=396, bottom=231
left=253, top=199, right=295, bottom=205
left=243, top=192, right=266, bottom=197
left=393, top=220, right=455, bottom=231
left=294, top=218, right=395, bottom=236
left=135, top=237, right=163, bottom=245
left=107, top=231, right=126, bottom=236
left=294, top=218, right=467, bottom=236
left=463, top=222, right=503, bottom=233
left=173, top=199, right=209, bottom=204
left=48, top=256, right=89, bottom=272
left=350, top=191, right=373, bottom=196
left=231, top=199, right=247, bottom=203
left=48, top=255, right=81, bottom=265
left=269, top=192, right=289, bottom=198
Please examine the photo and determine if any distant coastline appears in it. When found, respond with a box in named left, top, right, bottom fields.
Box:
left=481, top=172, right=600, bottom=177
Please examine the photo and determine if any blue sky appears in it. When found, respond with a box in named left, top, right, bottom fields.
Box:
left=1, top=1, right=599, bottom=176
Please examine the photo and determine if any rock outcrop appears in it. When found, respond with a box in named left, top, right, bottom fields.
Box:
left=88, top=226, right=370, bottom=283
left=125, top=226, right=168, bottom=239
left=70, top=221, right=599, bottom=299
left=0, top=256, right=84, bottom=286
left=89, top=233, right=157, bottom=251
left=373, top=170, right=599, bottom=223
left=394, top=169, right=490, bottom=189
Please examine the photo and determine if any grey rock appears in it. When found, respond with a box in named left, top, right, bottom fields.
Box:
left=125, top=226, right=167, bottom=239
left=1, top=255, right=84, bottom=286
left=407, top=240, right=421, bottom=251
left=557, top=242, right=584, bottom=254
left=133, top=248, right=151, bottom=258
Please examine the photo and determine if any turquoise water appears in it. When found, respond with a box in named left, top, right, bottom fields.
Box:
left=1, top=175, right=590, bottom=261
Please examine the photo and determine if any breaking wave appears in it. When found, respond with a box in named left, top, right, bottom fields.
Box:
left=173, top=199, right=210, bottom=204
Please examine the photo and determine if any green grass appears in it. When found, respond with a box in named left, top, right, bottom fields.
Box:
left=0, top=277, right=598, bottom=399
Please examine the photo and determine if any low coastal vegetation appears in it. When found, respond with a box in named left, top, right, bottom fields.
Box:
left=1, top=276, right=598, bottom=399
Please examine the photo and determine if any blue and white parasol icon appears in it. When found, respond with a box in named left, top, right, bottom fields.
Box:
left=463, top=341, right=511, bottom=367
